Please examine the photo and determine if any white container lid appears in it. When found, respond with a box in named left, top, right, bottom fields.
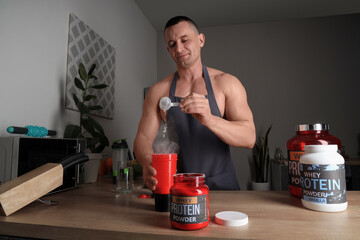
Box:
left=215, top=211, right=248, bottom=226
left=304, top=144, right=338, bottom=152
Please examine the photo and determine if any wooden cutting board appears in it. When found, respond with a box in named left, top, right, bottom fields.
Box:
left=0, top=163, right=63, bottom=216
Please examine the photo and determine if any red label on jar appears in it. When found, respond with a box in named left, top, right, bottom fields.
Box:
left=170, top=195, right=208, bottom=224
left=288, top=151, right=304, bottom=188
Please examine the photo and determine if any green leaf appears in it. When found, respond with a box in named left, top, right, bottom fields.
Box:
left=253, top=125, right=272, bottom=182
left=263, top=125, right=272, bottom=151
left=89, top=84, right=108, bottom=89
left=78, top=63, right=88, bottom=81
left=82, top=118, right=96, bottom=135
left=93, top=144, right=106, bottom=153
left=88, top=64, right=96, bottom=76
left=84, top=95, right=97, bottom=102
left=86, top=137, right=99, bottom=149
left=92, top=134, right=109, bottom=153
left=72, top=94, right=80, bottom=106
left=63, top=124, right=81, bottom=138
left=74, top=77, right=85, bottom=90
left=68, top=62, right=109, bottom=154
left=99, top=134, right=109, bottom=147
left=77, top=102, right=89, bottom=114
left=87, top=115, right=105, bottom=134
left=88, top=105, right=103, bottom=111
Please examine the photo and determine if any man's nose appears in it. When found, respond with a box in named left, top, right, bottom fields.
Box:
left=175, top=42, right=184, bottom=52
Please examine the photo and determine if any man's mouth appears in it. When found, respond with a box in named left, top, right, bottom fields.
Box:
left=177, top=53, right=189, bottom=60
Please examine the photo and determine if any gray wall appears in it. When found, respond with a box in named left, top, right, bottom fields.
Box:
left=157, top=14, right=360, bottom=190
left=0, top=0, right=157, bottom=156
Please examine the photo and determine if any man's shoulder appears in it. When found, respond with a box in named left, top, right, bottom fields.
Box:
left=147, top=73, right=175, bottom=98
left=152, top=73, right=173, bottom=89
left=207, top=67, right=240, bottom=85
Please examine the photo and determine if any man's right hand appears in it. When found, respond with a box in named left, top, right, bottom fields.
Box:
left=143, top=164, right=158, bottom=191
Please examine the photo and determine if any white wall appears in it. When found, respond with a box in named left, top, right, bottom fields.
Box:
left=157, top=14, right=360, bottom=189
left=0, top=0, right=157, bottom=156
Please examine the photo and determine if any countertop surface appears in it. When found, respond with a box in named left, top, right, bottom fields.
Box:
left=0, top=179, right=359, bottom=240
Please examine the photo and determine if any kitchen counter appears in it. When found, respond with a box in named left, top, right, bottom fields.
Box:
left=0, top=180, right=359, bottom=240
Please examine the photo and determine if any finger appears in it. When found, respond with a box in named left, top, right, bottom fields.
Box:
left=184, top=94, right=206, bottom=102
left=180, top=97, right=208, bottom=110
left=149, top=165, right=157, bottom=176
left=142, top=164, right=158, bottom=190
left=145, top=181, right=156, bottom=191
left=144, top=164, right=157, bottom=176
left=180, top=93, right=207, bottom=106
left=144, top=175, right=157, bottom=191
left=187, top=92, right=204, bottom=97
left=181, top=100, right=209, bottom=114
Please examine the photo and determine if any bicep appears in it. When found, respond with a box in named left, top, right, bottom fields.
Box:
left=136, top=88, right=162, bottom=145
left=224, top=78, right=254, bottom=125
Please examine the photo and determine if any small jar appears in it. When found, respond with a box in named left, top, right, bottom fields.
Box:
left=170, top=173, right=209, bottom=230
left=300, top=145, right=347, bottom=212
left=287, top=123, right=341, bottom=197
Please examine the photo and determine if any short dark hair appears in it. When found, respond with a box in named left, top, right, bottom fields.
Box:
left=164, top=16, right=199, bottom=33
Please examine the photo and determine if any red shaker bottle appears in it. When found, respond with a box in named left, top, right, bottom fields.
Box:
left=152, top=154, right=177, bottom=212
left=287, top=123, right=341, bottom=198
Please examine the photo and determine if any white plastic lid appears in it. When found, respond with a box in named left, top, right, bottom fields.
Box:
left=215, top=211, right=248, bottom=226
left=304, top=144, right=338, bottom=152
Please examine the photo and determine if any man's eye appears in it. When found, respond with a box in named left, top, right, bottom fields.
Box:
left=182, top=39, right=188, bottom=43
left=169, top=43, right=176, bottom=48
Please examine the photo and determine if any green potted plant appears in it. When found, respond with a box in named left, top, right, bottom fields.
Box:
left=252, top=125, right=272, bottom=190
left=64, top=63, right=109, bottom=152
left=64, top=63, right=109, bottom=182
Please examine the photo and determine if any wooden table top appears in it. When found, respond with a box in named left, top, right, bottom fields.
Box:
left=0, top=179, right=359, bottom=240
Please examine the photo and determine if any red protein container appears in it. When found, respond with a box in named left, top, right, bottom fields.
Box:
left=170, top=173, right=209, bottom=230
left=287, top=123, right=341, bottom=198
left=152, top=154, right=177, bottom=212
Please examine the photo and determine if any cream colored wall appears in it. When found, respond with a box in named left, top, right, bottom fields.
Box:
left=0, top=0, right=157, bottom=155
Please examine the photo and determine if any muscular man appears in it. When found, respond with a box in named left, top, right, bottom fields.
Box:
left=134, top=16, right=255, bottom=190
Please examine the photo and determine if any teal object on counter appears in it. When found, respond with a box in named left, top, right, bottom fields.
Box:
left=7, top=126, right=15, bottom=133
left=25, top=125, right=48, bottom=137
left=7, top=125, right=56, bottom=137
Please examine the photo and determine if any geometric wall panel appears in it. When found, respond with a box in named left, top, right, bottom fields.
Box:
left=65, top=13, right=115, bottom=119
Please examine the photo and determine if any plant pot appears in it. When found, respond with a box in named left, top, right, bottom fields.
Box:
left=83, top=153, right=102, bottom=183
left=251, top=181, right=270, bottom=191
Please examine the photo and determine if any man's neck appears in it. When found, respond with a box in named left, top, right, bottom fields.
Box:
left=176, top=61, right=204, bottom=82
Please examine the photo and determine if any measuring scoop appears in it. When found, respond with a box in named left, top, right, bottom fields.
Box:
left=159, top=97, right=179, bottom=111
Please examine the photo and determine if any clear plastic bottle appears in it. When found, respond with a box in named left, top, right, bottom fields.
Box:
left=300, top=145, right=347, bottom=212
left=170, top=173, right=209, bottom=230
left=287, top=123, right=341, bottom=198
left=112, top=139, right=133, bottom=193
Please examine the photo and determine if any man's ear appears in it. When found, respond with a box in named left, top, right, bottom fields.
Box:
left=199, top=33, right=205, bottom=47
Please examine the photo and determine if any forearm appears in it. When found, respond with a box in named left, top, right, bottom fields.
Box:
left=204, top=115, right=256, bottom=148
left=134, top=134, right=154, bottom=168
left=134, top=133, right=158, bottom=191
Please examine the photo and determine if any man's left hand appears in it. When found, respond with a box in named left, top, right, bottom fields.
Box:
left=179, top=92, right=214, bottom=126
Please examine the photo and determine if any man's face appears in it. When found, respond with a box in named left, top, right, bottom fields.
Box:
left=164, top=21, right=205, bottom=68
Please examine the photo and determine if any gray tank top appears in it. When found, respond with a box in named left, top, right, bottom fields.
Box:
left=166, top=65, right=240, bottom=190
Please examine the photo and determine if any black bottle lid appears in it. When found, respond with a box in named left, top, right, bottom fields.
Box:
left=112, top=138, right=128, bottom=149
left=154, top=193, right=170, bottom=212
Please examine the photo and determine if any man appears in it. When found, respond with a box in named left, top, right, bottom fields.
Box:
left=134, top=16, right=255, bottom=190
